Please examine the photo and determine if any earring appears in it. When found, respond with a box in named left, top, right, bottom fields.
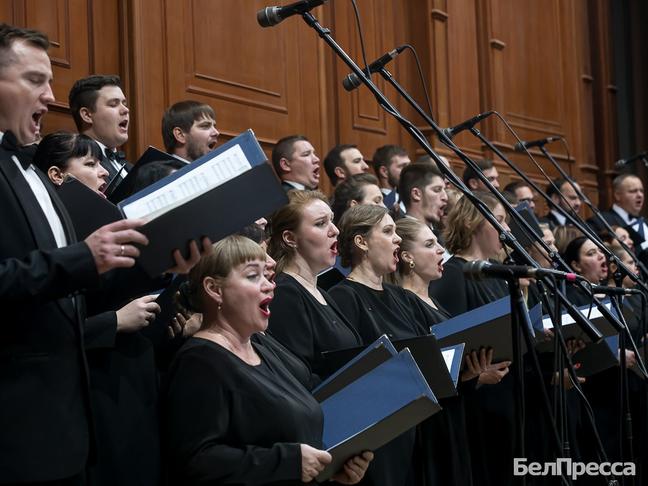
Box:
left=217, top=303, right=222, bottom=311
left=409, top=260, right=415, bottom=269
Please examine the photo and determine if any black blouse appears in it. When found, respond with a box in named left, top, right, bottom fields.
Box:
left=163, top=337, right=323, bottom=486
left=268, top=273, right=361, bottom=378
left=328, top=280, right=429, bottom=342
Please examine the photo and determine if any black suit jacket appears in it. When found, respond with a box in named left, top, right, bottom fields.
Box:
left=538, top=211, right=563, bottom=230
left=0, top=147, right=100, bottom=482
left=100, top=149, right=133, bottom=199
left=587, top=208, right=648, bottom=270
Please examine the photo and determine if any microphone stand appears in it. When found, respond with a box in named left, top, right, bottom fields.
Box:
left=292, top=11, right=606, bottom=484
left=537, top=144, right=648, bottom=284
left=463, top=125, right=648, bottom=379
left=528, top=144, right=648, bottom=373
left=608, top=282, right=635, bottom=484
left=369, top=64, right=626, bottom=475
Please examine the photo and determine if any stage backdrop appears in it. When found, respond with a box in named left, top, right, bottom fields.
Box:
left=2, top=0, right=644, bottom=210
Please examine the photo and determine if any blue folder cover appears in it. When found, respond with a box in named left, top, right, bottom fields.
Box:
left=317, top=349, right=441, bottom=480
left=430, top=296, right=513, bottom=362
left=312, top=335, right=396, bottom=402
left=431, top=296, right=510, bottom=339
left=572, top=334, right=619, bottom=377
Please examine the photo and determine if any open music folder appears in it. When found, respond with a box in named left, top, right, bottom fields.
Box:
left=57, top=130, right=288, bottom=276
left=535, top=299, right=620, bottom=353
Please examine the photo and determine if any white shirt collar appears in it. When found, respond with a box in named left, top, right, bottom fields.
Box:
left=612, top=204, right=634, bottom=223
left=550, top=209, right=567, bottom=226
left=283, top=180, right=307, bottom=191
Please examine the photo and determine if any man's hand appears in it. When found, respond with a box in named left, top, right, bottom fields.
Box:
left=85, top=219, right=148, bottom=274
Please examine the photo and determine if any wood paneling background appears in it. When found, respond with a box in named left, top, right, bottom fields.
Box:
left=1, top=0, right=643, bottom=207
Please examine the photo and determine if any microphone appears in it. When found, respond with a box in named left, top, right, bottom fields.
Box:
left=614, top=151, right=648, bottom=169
left=342, top=46, right=407, bottom=91
left=257, top=0, right=327, bottom=27
left=589, top=284, right=642, bottom=296
left=442, top=112, right=493, bottom=139
left=514, top=136, right=561, bottom=152
left=463, top=260, right=580, bottom=282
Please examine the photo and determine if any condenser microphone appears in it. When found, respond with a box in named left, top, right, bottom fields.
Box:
left=442, top=112, right=493, bottom=139
left=257, top=0, right=327, bottom=28
left=342, top=46, right=407, bottom=91
left=514, top=136, right=561, bottom=152
left=463, top=260, right=580, bottom=282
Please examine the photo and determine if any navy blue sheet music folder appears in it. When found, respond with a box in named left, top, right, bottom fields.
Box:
left=430, top=296, right=513, bottom=363
left=312, top=335, right=396, bottom=402
left=317, top=349, right=441, bottom=481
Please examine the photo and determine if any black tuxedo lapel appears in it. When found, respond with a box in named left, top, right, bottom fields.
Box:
left=0, top=149, right=57, bottom=249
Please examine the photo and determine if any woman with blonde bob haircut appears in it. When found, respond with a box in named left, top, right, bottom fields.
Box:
left=164, top=235, right=371, bottom=485
left=267, top=190, right=362, bottom=377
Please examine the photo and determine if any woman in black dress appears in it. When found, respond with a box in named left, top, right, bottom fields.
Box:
left=428, top=191, right=513, bottom=486
left=328, top=205, right=436, bottom=486
left=267, top=190, right=362, bottom=378
left=562, top=236, right=638, bottom=467
left=391, top=216, right=480, bottom=486
left=163, top=235, right=372, bottom=485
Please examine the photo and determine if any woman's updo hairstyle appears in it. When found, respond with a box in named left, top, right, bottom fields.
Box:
left=561, top=235, right=588, bottom=269
left=443, top=191, right=499, bottom=254
left=386, top=217, right=427, bottom=284
left=179, top=235, right=266, bottom=313
left=337, top=204, right=388, bottom=268
left=267, top=190, right=329, bottom=273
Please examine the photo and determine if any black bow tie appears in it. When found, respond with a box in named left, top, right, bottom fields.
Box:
left=2, top=131, right=35, bottom=169
left=103, top=148, right=126, bottom=162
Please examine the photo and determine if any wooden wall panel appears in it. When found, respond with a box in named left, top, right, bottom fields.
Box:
left=0, top=0, right=627, bottom=203
left=329, top=0, right=404, bottom=169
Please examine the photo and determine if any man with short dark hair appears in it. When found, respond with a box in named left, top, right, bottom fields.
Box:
left=503, top=180, right=537, bottom=214
left=372, top=144, right=410, bottom=208
left=462, top=158, right=500, bottom=191
left=0, top=23, right=158, bottom=485
left=323, top=143, right=368, bottom=186
left=161, top=100, right=219, bottom=161
left=68, top=74, right=131, bottom=194
left=271, top=134, right=320, bottom=191
left=539, top=177, right=582, bottom=229
left=399, top=162, right=447, bottom=230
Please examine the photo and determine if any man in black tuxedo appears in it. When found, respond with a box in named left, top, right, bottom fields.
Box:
left=68, top=75, right=132, bottom=197
left=588, top=173, right=647, bottom=254
left=0, top=23, right=155, bottom=485
left=538, top=177, right=583, bottom=229
left=271, top=134, right=321, bottom=191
